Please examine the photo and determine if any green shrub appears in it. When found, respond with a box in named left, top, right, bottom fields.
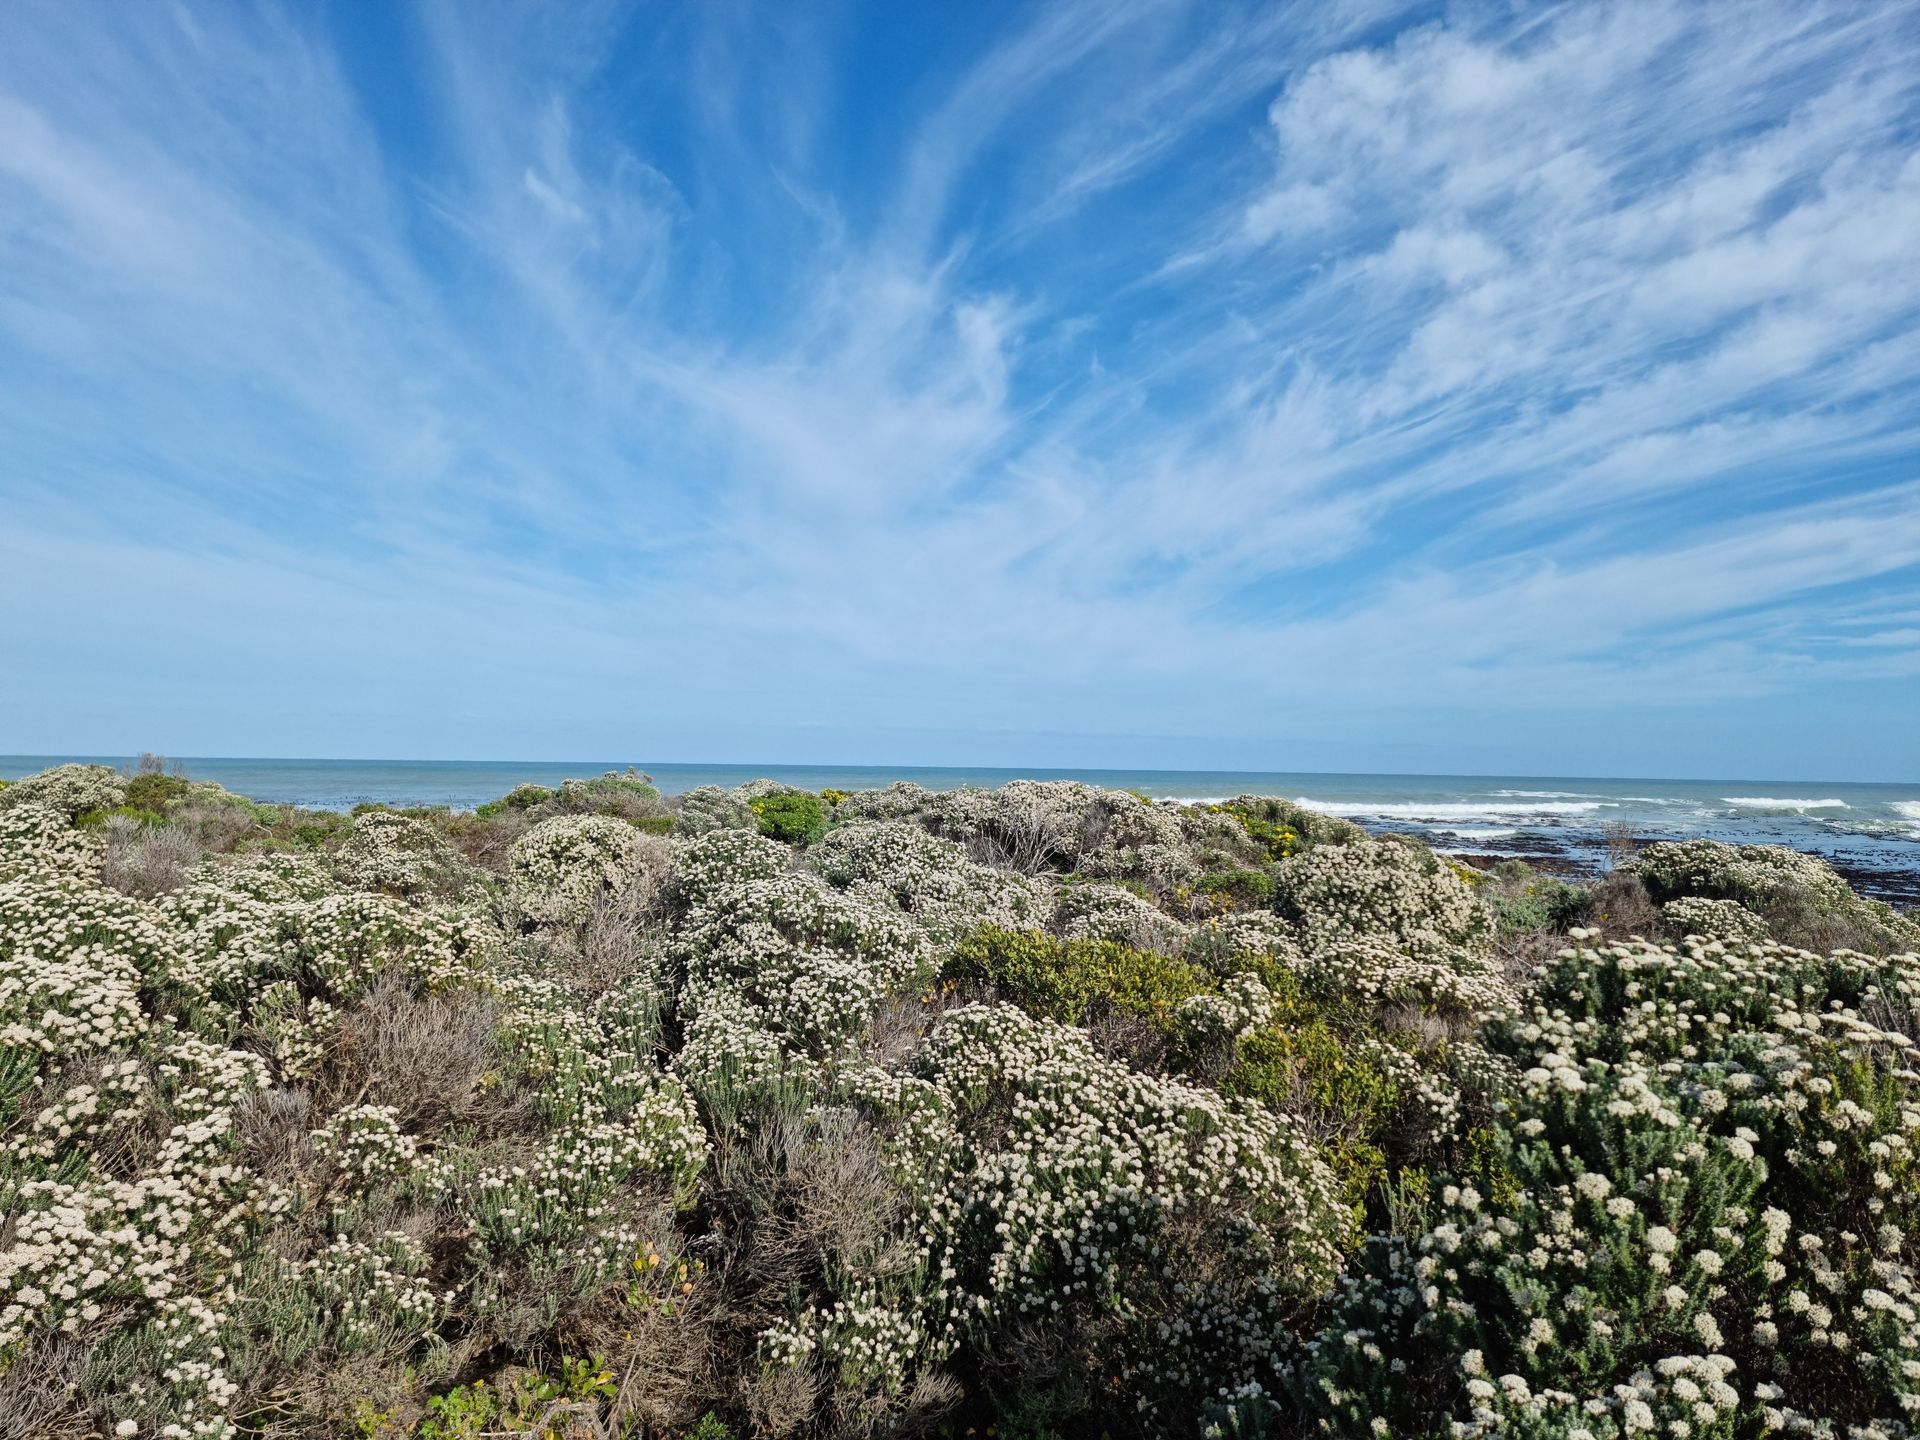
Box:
left=1215, top=796, right=1362, bottom=860
left=123, top=772, right=191, bottom=814
left=945, top=925, right=1208, bottom=1027
left=417, top=1356, right=618, bottom=1438
left=1490, top=875, right=1592, bottom=934
left=749, top=791, right=828, bottom=846
left=1195, top=867, right=1277, bottom=910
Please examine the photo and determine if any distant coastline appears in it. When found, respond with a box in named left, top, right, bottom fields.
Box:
left=6, top=755, right=1918, bottom=901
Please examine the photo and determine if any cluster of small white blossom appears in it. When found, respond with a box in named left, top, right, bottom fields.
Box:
left=0, top=801, right=105, bottom=882
left=839, top=778, right=1202, bottom=888
left=762, top=1279, right=930, bottom=1392
left=666, top=783, right=756, bottom=834
left=1052, top=879, right=1190, bottom=951
left=1177, top=972, right=1276, bottom=1047
left=808, top=819, right=1053, bottom=943
left=312, top=1103, right=435, bottom=1188
left=1661, top=894, right=1773, bottom=944
left=1297, top=928, right=1920, bottom=1434
left=0, top=763, right=127, bottom=819
left=1289, top=934, right=1514, bottom=1021
left=672, top=832, right=932, bottom=1062
left=1633, top=839, right=1920, bottom=950
left=291, top=1232, right=445, bottom=1354
left=1274, top=836, right=1495, bottom=960
left=0, top=1029, right=276, bottom=1435
left=796, top=1002, right=1351, bottom=1415
left=0, top=877, right=165, bottom=1058
left=331, top=810, right=473, bottom=900
left=506, top=814, right=653, bottom=928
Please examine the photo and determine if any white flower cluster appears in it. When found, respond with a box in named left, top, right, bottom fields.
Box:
left=1299, top=928, right=1920, bottom=1434
left=809, top=819, right=1053, bottom=943
left=1275, top=836, right=1495, bottom=960
left=1052, top=879, right=1190, bottom=952
left=0, top=801, right=104, bottom=882
left=667, top=784, right=756, bottom=835
left=672, top=831, right=932, bottom=1072
left=804, top=1003, right=1351, bottom=1416
left=312, top=1103, right=434, bottom=1188
left=0, top=877, right=165, bottom=1059
left=1177, top=972, right=1276, bottom=1047
left=1290, top=935, right=1515, bottom=1021
left=0, top=763, right=127, bottom=820
left=332, top=810, right=473, bottom=900
left=1634, top=839, right=1920, bottom=950
left=507, top=814, right=654, bottom=928
left=1661, top=895, right=1771, bottom=944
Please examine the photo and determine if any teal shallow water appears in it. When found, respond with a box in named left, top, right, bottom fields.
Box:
left=6, top=755, right=1919, bottom=899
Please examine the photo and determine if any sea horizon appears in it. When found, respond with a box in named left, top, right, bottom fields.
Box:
left=8, top=753, right=1920, bottom=901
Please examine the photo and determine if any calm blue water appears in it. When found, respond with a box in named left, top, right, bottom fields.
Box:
left=7, top=755, right=1919, bottom=898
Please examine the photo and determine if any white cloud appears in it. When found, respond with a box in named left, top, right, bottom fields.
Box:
left=0, top=0, right=1916, bottom=767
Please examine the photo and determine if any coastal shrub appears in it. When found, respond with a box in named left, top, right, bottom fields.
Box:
left=1632, top=838, right=1920, bottom=953
left=334, top=809, right=475, bottom=901
left=1218, top=796, right=1364, bottom=859
left=508, top=814, right=653, bottom=929
left=0, top=762, right=126, bottom=821
left=1274, top=834, right=1495, bottom=959
left=844, top=778, right=1200, bottom=889
left=945, top=925, right=1207, bottom=1028
left=1194, top=866, right=1278, bottom=912
left=100, top=813, right=202, bottom=897
left=1294, top=928, right=1920, bottom=1437
left=1, top=760, right=1914, bottom=1438
left=749, top=790, right=829, bottom=847
left=819, top=1003, right=1352, bottom=1427
left=473, top=782, right=553, bottom=818
left=122, top=770, right=191, bottom=815
left=0, top=801, right=102, bottom=882
left=1485, top=862, right=1592, bottom=934
left=1662, top=894, right=1771, bottom=944
left=670, top=784, right=757, bottom=835
left=1052, top=878, right=1189, bottom=951
left=809, top=820, right=1051, bottom=942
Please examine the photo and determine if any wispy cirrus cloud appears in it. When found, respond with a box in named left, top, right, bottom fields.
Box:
left=0, top=0, right=1916, bottom=775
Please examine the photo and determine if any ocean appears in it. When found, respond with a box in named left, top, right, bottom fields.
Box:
left=6, top=755, right=1919, bottom=901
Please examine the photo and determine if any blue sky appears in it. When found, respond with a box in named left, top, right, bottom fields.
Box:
left=1, top=0, right=1918, bottom=779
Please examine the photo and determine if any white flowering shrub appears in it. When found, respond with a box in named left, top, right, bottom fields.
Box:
left=1634, top=838, right=1920, bottom=952
left=1053, top=879, right=1190, bottom=951
left=673, top=867, right=932, bottom=1058
left=1663, top=895, right=1771, bottom=944
left=0, top=763, right=126, bottom=820
left=1275, top=835, right=1495, bottom=959
left=842, top=778, right=1201, bottom=888
left=332, top=809, right=474, bottom=900
left=809, top=820, right=1053, bottom=943
left=2, top=762, right=1915, bottom=1438
left=785, top=1003, right=1352, bottom=1420
left=668, top=783, right=756, bottom=834
left=1296, top=930, right=1920, bottom=1437
left=1185, top=909, right=1306, bottom=973
left=1291, top=934, right=1515, bottom=1022
left=0, top=802, right=102, bottom=883
left=1177, top=972, right=1276, bottom=1047
left=507, top=813, right=648, bottom=927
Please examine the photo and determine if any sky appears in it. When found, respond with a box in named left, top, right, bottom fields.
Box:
left=1, top=0, right=1918, bottom=780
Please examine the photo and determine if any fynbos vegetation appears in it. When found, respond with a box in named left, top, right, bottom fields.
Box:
left=2, top=762, right=1917, bottom=1438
